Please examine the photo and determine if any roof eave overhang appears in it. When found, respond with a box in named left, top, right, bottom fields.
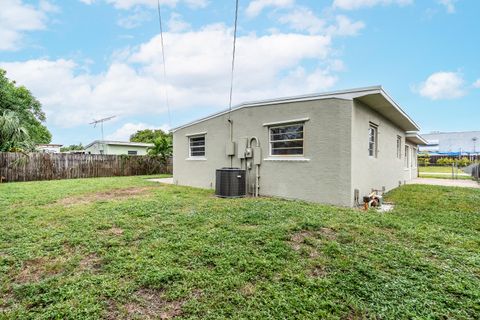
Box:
left=353, top=90, right=420, bottom=132
left=406, top=132, right=428, bottom=145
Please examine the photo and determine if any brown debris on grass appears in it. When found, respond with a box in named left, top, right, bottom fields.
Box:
left=54, top=187, right=155, bottom=206
left=107, top=288, right=202, bottom=319
left=15, top=257, right=64, bottom=284
left=78, top=253, right=103, bottom=272
left=103, top=226, right=124, bottom=236
left=290, top=228, right=337, bottom=278
left=240, top=283, right=256, bottom=297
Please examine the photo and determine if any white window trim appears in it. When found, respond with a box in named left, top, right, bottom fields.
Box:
left=188, top=134, right=206, bottom=159
left=368, top=123, right=378, bottom=158
left=405, top=145, right=410, bottom=168
left=397, top=135, right=402, bottom=159
left=268, top=122, right=305, bottom=157
left=263, top=117, right=309, bottom=127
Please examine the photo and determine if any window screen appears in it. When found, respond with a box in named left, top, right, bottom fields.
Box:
left=368, top=124, right=378, bottom=157
left=269, top=123, right=304, bottom=156
left=189, top=135, right=205, bottom=157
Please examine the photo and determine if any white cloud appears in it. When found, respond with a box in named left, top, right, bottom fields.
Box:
left=0, top=0, right=57, bottom=51
left=333, top=0, right=413, bottom=10
left=438, top=0, right=456, bottom=14
left=418, top=71, right=466, bottom=100
left=473, top=79, right=480, bottom=88
left=278, top=7, right=326, bottom=34
left=327, top=15, right=365, bottom=36
left=80, top=0, right=208, bottom=9
left=246, top=0, right=295, bottom=18
left=168, top=13, right=191, bottom=32
left=278, top=8, right=364, bottom=36
left=106, top=122, right=169, bottom=140
left=1, top=24, right=337, bottom=128
left=117, top=8, right=152, bottom=29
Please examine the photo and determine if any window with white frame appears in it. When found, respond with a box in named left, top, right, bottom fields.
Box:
left=405, top=145, right=410, bottom=168
left=189, top=135, right=206, bottom=157
left=397, top=136, right=402, bottom=159
left=412, top=148, right=417, bottom=167
left=368, top=123, right=378, bottom=157
left=269, top=123, right=304, bottom=156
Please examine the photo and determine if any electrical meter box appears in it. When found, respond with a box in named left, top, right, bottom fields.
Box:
left=226, top=141, right=235, bottom=156
left=245, top=147, right=253, bottom=158
left=237, top=138, right=247, bottom=159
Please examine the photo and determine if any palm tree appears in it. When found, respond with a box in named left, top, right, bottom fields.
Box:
left=147, top=135, right=173, bottom=163
left=0, top=111, right=32, bottom=152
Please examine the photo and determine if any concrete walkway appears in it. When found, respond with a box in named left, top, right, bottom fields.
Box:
left=147, top=178, right=174, bottom=184
left=407, top=178, right=479, bottom=188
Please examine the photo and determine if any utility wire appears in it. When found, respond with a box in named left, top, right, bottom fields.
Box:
left=157, top=0, right=172, bottom=128
left=228, top=0, right=240, bottom=121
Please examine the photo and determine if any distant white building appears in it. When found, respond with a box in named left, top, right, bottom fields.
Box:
left=36, top=144, right=63, bottom=154
left=419, top=131, right=480, bottom=156
left=85, top=140, right=153, bottom=155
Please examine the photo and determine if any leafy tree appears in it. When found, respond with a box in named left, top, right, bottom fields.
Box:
left=0, top=69, right=51, bottom=145
left=0, top=111, right=33, bottom=151
left=130, top=129, right=170, bottom=143
left=147, top=135, right=173, bottom=163
left=60, top=144, right=85, bottom=152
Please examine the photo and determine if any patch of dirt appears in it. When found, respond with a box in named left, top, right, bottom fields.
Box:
left=102, top=226, right=124, bottom=237
left=107, top=288, right=202, bottom=319
left=54, top=187, right=155, bottom=206
left=318, top=227, right=337, bottom=240
left=309, top=265, right=327, bottom=278
left=0, top=290, right=14, bottom=313
left=15, top=257, right=64, bottom=284
left=78, top=253, right=103, bottom=272
left=240, top=283, right=256, bottom=296
left=289, top=229, right=336, bottom=279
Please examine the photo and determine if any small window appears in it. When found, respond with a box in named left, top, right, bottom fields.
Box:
left=405, top=145, right=410, bottom=168
left=128, top=150, right=138, bottom=155
left=189, top=135, right=206, bottom=157
left=412, top=148, right=417, bottom=167
left=368, top=123, right=378, bottom=157
left=397, top=136, right=402, bottom=159
left=269, top=123, right=304, bottom=156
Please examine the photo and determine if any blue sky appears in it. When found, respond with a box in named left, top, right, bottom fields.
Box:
left=1, top=0, right=479, bottom=145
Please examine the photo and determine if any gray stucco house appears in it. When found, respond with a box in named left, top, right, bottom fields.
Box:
left=171, top=86, right=426, bottom=207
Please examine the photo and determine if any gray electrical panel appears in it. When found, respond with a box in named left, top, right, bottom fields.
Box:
left=237, top=138, right=247, bottom=159
left=226, top=141, right=235, bottom=156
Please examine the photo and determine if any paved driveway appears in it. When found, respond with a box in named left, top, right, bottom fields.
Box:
left=407, top=178, right=479, bottom=188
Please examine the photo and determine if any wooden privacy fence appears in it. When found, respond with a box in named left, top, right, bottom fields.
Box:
left=0, top=152, right=172, bottom=182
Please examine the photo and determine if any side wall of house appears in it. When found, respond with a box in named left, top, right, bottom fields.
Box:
left=173, top=98, right=353, bottom=206
left=351, top=100, right=418, bottom=204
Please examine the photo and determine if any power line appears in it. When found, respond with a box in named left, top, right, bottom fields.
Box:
left=228, top=0, right=240, bottom=121
left=157, top=0, right=172, bottom=128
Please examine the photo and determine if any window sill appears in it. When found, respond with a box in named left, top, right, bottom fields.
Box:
left=186, top=157, right=207, bottom=161
left=263, top=157, right=310, bottom=162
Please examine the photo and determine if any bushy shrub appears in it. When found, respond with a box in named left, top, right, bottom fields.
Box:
left=436, top=157, right=471, bottom=167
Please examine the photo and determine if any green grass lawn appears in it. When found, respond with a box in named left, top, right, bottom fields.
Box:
left=419, top=166, right=468, bottom=174
left=1, top=176, right=479, bottom=319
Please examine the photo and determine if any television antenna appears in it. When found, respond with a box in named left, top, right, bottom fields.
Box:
left=89, top=116, right=116, bottom=154
left=90, top=116, right=116, bottom=140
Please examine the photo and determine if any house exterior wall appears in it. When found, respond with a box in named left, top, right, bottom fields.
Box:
left=173, top=98, right=353, bottom=206
left=350, top=101, right=418, bottom=205
left=85, top=143, right=149, bottom=155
